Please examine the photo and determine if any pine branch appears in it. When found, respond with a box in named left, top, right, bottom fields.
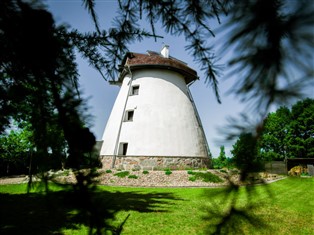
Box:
left=82, top=0, right=101, bottom=34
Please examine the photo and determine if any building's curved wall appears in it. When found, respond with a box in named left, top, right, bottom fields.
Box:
left=100, top=77, right=131, bottom=155
left=101, top=68, right=208, bottom=157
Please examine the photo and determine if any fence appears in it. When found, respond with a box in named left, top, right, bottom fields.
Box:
left=264, top=161, right=287, bottom=175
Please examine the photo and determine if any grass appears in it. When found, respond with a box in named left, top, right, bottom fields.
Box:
left=0, top=177, right=313, bottom=234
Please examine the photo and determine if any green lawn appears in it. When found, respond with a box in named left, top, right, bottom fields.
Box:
left=0, top=177, right=313, bottom=234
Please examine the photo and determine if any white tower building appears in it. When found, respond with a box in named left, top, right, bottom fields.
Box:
left=100, top=46, right=211, bottom=170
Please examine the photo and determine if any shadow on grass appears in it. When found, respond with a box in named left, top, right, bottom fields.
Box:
left=202, top=174, right=273, bottom=234
left=0, top=187, right=182, bottom=235
left=203, top=183, right=271, bottom=234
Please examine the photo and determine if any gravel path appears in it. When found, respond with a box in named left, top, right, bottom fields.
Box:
left=0, top=175, right=30, bottom=185
left=97, top=170, right=230, bottom=187
left=0, top=170, right=284, bottom=187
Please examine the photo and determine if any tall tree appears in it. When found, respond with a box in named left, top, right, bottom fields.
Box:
left=0, top=121, right=34, bottom=175
left=0, top=0, right=96, bottom=175
left=231, top=133, right=264, bottom=179
left=260, top=107, right=291, bottom=160
left=286, top=98, right=314, bottom=158
left=218, top=146, right=227, bottom=162
left=259, top=98, right=314, bottom=160
left=213, top=145, right=228, bottom=169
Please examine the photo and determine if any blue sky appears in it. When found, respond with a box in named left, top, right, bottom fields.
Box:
left=45, top=1, right=312, bottom=157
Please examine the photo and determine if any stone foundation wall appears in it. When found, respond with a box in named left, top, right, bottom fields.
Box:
left=100, top=155, right=211, bottom=171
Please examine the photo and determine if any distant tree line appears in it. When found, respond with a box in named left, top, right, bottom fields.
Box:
left=213, top=98, right=314, bottom=170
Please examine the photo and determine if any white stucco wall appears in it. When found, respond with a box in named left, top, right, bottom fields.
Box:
left=100, top=76, right=131, bottom=155
left=100, top=68, right=208, bottom=157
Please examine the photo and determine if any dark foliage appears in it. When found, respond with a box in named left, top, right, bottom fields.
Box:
left=223, top=0, right=314, bottom=111
left=0, top=3, right=102, bottom=230
left=65, top=16, right=162, bottom=82
left=0, top=0, right=97, bottom=175
left=231, top=132, right=265, bottom=180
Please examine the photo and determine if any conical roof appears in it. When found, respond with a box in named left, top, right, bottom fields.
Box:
left=116, top=51, right=198, bottom=84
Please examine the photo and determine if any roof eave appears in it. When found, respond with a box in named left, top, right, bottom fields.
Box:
left=122, top=64, right=198, bottom=84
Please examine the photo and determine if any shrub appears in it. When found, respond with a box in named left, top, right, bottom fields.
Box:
left=105, top=169, right=112, bottom=173
left=165, top=170, right=172, bottom=175
left=187, top=170, right=195, bottom=175
left=114, top=171, right=130, bottom=178
left=142, top=170, right=149, bottom=174
left=128, top=174, right=138, bottom=179
left=220, top=169, right=227, bottom=173
left=188, top=176, right=196, bottom=182
left=191, top=172, right=223, bottom=183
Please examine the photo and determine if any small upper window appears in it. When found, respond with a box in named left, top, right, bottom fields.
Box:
left=131, top=85, right=139, bottom=95
left=125, top=110, right=134, bottom=121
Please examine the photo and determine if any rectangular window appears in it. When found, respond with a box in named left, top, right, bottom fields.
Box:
left=118, top=143, right=128, bottom=155
left=131, top=85, right=139, bottom=95
left=125, top=110, right=134, bottom=121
